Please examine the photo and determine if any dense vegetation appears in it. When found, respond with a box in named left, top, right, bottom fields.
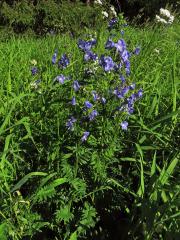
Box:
left=0, top=0, right=178, bottom=36
left=0, top=2, right=179, bottom=240
left=0, top=0, right=104, bottom=36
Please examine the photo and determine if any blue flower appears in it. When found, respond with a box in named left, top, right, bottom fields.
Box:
left=129, top=83, right=136, bottom=90
left=126, top=94, right=136, bottom=114
left=121, top=86, right=130, bottom=96
left=115, top=39, right=126, bottom=53
left=89, top=110, right=98, bottom=121
left=73, top=80, right=80, bottom=91
left=120, top=75, right=125, bottom=83
left=121, top=49, right=130, bottom=62
left=52, top=50, right=58, bottom=64
left=55, top=74, right=66, bottom=84
left=125, top=60, right=131, bottom=75
left=137, top=89, right=143, bottom=98
left=128, top=107, right=134, bottom=114
left=81, top=131, right=90, bottom=142
left=114, top=85, right=129, bottom=99
left=58, top=54, right=70, bottom=68
left=31, top=67, right=38, bottom=76
left=84, top=51, right=98, bottom=61
left=105, top=39, right=115, bottom=49
left=134, top=47, right=140, bottom=55
left=85, top=101, right=93, bottom=109
left=127, top=94, right=136, bottom=105
left=121, top=121, right=128, bottom=130
left=108, top=18, right=118, bottom=29
left=101, top=97, right=106, bottom=104
left=99, top=55, right=115, bottom=72
left=78, top=39, right=91, bottom=51
left=71, top=96, right=76, bottom=106
left=66, top=117, right=76, bottom=131
left=92, top=91, right=100, bottom=101
left=78, top=39, right=96, bottom=52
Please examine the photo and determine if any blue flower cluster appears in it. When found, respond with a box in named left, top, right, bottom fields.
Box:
left=31, top=67, right=38, bottom=76
left=29, top=18, right=143, bottom=142
left=51, top=50, right=70, bottom=69
left=116, top=88, right=143, bottom=115
left=99, top=55, right=116, bottom=72
left=31, top=19, right=143, bottom=142
left=66, top=117, right=76, bottom=131
left=78, top=39, right=98, bottom=62
left=58, top=54, right=70, bottom=69
left=104, top=37, right=131, bottom=75
left=51, top=50, right=71, bottom=85
left=63, top=20, right=143, bottom=140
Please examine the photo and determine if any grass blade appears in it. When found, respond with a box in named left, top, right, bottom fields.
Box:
left=136, top=144, right=145, bottom=197
left=10, top=172, right=47, bottom=192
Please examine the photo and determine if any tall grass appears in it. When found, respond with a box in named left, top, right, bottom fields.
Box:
left=0, top=21, right=179, bottom=240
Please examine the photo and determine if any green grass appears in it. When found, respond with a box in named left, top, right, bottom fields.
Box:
left=0, top=21, right=179, bottom=240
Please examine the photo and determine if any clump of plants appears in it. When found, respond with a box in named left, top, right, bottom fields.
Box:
left=0, top=16, right=179, bottom=240
left=0, top=0, right=105, bottom=36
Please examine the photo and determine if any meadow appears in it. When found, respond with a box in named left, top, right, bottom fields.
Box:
left=0, top=18, right=179, bottom=240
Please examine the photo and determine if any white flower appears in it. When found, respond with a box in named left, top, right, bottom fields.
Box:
left=94, top=0, right=103, bottom=5
left=168, top=15, right=174, bottom=24
left=30, top=59, right=37, bottom=66
left=160, top=18, right=168, bottom=24
left=160, top=8, right=171, bottom=18
left=102, top=11, right=109, bottom=18
left=154, top=48, right=160, bottom=54
left=156, top=15, right=168, bottom=24
left=110, top=5, right=117, bottom=17
left=157, top=8, right=175, bottom=25
left=30, top=79, right=41, bottom=90
left=155, top=15, right=161, bottom=22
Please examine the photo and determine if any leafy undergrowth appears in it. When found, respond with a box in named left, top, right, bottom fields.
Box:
left=0, top=17, right=179, bottom=240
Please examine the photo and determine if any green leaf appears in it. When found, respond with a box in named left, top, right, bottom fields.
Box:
left=69, top=231, right=77, bottom=240
left=159, top=155, right=179, bottom=185
left=151, top=109, right=179, bottom=126
left=139, top=135, right=147, bottom=144
left=151, top=151, right=157, bottom=176
left=107, top=178, right=137, bottom=197
left=32, top=178, right=67, bottom=203
left=39, top=172, right=57, bottom=188
left=136, top=144, right=145, bottom=197
left=80, top=202, right=97, bottom=228
left=0, top=134, right=12, bottom=169
left=49, top=178, right=67, bottom=188
left=10, top=172, right=47, bottom=192
left=56, top=205, right=74, bottom=223
left=0, top=223, right=8, bottom=240
left=161, top=190, right=168, bottom=203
